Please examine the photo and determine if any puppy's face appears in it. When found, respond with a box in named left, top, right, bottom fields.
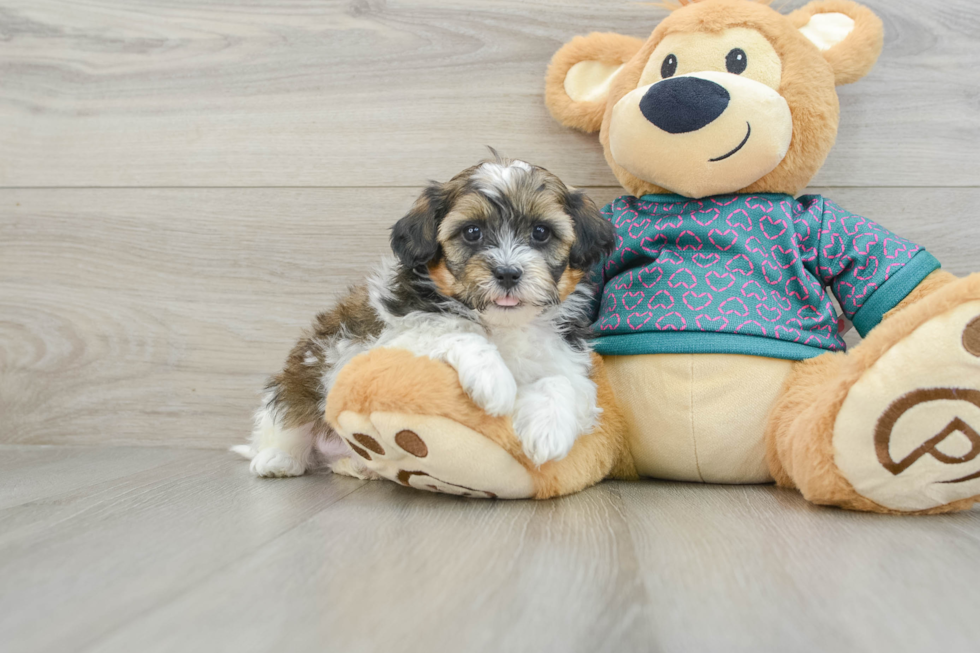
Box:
left=391, top=158, right=614, bottom=326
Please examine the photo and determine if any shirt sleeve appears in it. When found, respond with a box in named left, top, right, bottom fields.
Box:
left=807, top=196, right=941, bottom=337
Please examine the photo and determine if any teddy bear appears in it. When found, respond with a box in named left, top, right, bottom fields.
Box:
left=325, top=0, right=980, bottom=514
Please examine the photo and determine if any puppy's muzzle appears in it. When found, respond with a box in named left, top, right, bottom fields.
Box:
left=639, top=76, right=730, bottom=134
left=493, top=266, right=523, bottom=290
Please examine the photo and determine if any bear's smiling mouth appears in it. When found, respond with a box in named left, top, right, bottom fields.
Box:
left=709, top=122, right=752, bottom=162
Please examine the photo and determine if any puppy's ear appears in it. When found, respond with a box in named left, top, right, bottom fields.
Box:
left=565, top=190, right=615, bottom=270
left=390, top=183, right=452, bottom=268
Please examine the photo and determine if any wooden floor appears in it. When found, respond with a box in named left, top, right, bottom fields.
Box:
left=1, top=445, right=979, bottom=653
left=2, top=1, right=980, bottom=651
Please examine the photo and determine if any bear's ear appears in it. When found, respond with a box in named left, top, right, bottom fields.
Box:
left=789, top=0, right=884, bottom=86
left=545, top=33, right=645, bottom=133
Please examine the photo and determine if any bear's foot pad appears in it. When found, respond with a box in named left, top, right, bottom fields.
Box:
left=835, top=301, right=980, bottom=512
left=334, top=412, right=535, bottom=499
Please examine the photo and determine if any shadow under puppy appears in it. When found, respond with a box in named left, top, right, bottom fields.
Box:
left=234, top=155, right=616, bottom=478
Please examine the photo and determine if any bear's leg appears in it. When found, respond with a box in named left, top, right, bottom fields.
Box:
left=766, top=273, right=980, bottom=514
left=325, top=348, right=634, bottom=500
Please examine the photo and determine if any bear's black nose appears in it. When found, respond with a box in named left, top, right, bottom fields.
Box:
left=639, top=76, right=731, bottom=134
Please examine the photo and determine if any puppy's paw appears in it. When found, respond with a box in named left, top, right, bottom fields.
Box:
left=249, top=448, right=306, bottom=478
left=330, top=456, right=382, bottom=481
left=514, top=377, right=595, bottom=466
left=457, top=360, right=517, bottom=417
left=513, top=397, right=579, bottom=467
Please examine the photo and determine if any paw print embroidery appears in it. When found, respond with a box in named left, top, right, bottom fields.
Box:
left=333, top=411, right=536, bottom=499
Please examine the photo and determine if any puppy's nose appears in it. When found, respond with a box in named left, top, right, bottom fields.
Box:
left=493, top=266, right=523, bottom=290
left=640, top=76, right=731, bottom=134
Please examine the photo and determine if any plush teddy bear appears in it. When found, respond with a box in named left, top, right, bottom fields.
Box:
left=326, top=0, right=980, bottom=514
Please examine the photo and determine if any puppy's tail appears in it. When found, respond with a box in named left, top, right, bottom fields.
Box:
left=229, top=444, right=256, bottom=460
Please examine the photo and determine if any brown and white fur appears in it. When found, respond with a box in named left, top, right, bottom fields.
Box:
left=233, top=156, right=616, bottom=477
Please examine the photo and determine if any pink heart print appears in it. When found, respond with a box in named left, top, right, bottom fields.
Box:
left=628, top=219, right=652, bottom=239
left=668, top=268, right=698, bottom=289
left=708, top=229, right=738, bottom=251
left=676, top=230, right=704, bottom=251
left=756, top=302, right=783, bottom=322
left=762, top=261, right=783, bottom=286
left=741, top=280, right=768, bottom=301
left=719, top=297, right=750, bottom=317
left=693, top=253, right=722, bottom=268
left=622, top=292, right=645, bottom=311
left=692, top=208, right=721, bottom=227
left=726, top=254, right=754, bottom=276
left=726, top=209, right=753, bottom=232
left=594, top=193, right=924, bottom=356
left=627, top=312, right=653, bottom=330
left=639, top=266, right=664, bottom=288
left=696, top=314, right=729, bottom=331
left=735, top=320, right=768, bottom=337
left=706, top=271, right=736, bottom=292
left=760, top=215, right=788, bottom=240
left=656, top=312, right=687, bottom=331
left=599, top=314, right=622, bottom=331
left=648, top=289, right=675, bottom=310
left=785, top=277, right=809, bottom=301
left=683, top=291, right=714, bottom=312
left=641, top=234, right=667, bottom=255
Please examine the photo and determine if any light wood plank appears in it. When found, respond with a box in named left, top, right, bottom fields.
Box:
left=0, top=446, right=365, bottom=653
left=618, top=481, right=980, bottom=653
left=84, top=477, right=649, bottom=653
left=2, top=186, right=977, bottom=448
left=0, top=444, right=194, bottom=510
left=0, top=0, right=978, bottom=188
left=1, top=447, right=978, bottom=653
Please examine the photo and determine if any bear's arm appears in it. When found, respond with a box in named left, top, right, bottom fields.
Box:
left=806, top=196, right=942, bottom=337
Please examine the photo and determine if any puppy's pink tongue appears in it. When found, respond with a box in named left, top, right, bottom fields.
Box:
left=495, top=296, right=520, bottom=307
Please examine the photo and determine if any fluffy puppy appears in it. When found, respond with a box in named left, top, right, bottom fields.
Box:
left=233, top=155, right=616, bottom=478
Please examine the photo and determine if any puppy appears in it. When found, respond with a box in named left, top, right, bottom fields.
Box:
left=233, top=155, right=616, bottom=478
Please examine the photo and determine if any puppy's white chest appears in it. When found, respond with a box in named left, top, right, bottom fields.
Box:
left=489, top=324, right=565, bottom=383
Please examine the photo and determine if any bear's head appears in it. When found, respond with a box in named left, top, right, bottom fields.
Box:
left=545, top=0, right=883, bottom=199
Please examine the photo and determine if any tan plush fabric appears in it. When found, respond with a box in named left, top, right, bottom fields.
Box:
left=604, top=353, right=794, bottom=483
left=545, top=33, right=645, bottom=133
left=788, top=0, right=884, bottom=85
left=335, top=410, right=536, bottom=499
left=833, top=300, right=980, bottom=512
left=765, top=274, right=980, bottom=514
left=544, top=0, right=887, bottom=198
left=608, top=70, right=793, bottom=199
left=326, top=348, right=633, bottom=500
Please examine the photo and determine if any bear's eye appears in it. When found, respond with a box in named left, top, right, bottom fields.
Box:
left=661, top=54, right=678, bottom=79
left=726, top=48, right=748, bottom=75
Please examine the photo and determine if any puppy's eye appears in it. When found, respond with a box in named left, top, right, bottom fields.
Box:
left=531, top=225, right=552, bottom=243
left=726, top=48, right=747, bottom=75
left=661, top=54, right=678, bottom=79
left=462, top=225, right=482, bottom=243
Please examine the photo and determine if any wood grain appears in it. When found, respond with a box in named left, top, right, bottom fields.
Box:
left=0, top=0, right=978, bottom=188
left=86, top=478, right=652, bottom=653
left=0, top=445, right=366, bottom=653
left=1, top=3, right=979, bottom=652
left=2, top=447, right=974, bottom=653
left=619, top=481, right=980, bottom=652
left=2, top=186, right=977, bottom=449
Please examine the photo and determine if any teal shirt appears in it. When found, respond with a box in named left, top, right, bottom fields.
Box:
left=591, top=193, right=940, bottom=360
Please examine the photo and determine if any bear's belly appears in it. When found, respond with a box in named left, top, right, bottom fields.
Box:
left=603, top=353, right=795, bottom=484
